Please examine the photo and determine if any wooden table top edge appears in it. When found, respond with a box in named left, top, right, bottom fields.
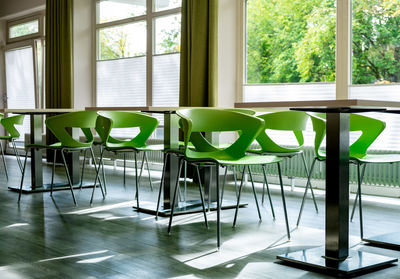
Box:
left=235, top=99, right=400, bottom=108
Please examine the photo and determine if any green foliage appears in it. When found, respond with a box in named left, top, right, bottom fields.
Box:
left=247, top=0, right=400, bottom=84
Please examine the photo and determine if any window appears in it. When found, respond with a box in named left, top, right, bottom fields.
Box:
left=95, top=0, right=181, bottom=109
left=244, top=0, right=336, bottom=103
left=5, top=14, right=45, bottom=143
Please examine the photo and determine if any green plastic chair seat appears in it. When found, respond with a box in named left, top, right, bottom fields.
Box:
left=184, top=151, right=281, bottom=165
left=248, top=149, right=302, bottom=157
left=26, top=142, right=62, bottom=149
left=351, top=153, right=400, bottom=164
left=0, top=135, right=14, bottom=140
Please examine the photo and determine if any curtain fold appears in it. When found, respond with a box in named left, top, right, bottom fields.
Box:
left=45, top=0, right=74, bottom=109
left=179, top=0, right=218, bottom=107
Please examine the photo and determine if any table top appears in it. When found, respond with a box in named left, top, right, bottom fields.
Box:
left=85, top=106, right=179, bottom=113
left=235, top=99, right=400, bottom=109
left=1, top=108, right=80, bottom=114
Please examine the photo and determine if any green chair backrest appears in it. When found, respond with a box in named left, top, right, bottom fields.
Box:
left=95, top=111, right=159, bottom=148
left=1, top=114, right=25, bottom=138
left=255, top=111, right=309, bottom=153
left=177, top=108, right=264, bottom=160
left=307, top=112, right=386, bottom=159
left=45, top=111, right=98, bottom=148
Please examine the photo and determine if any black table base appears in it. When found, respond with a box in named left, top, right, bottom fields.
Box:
left=364, top=233, right=400, bottom=251
left=133, top=199, right=247, bottom=217
left=9, top=182, right=96, bottom=193
left=277, top=247, right=398, bottom=277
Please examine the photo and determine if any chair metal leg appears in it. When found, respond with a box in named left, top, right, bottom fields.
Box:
left=90, top=147, right=105, bottom=198
left=168, top=159, right=184, bottom=234
left=123, top=153, right=126, bottom=185
left=155, top=153, right=169, bottom=220
left=351, top=163, right=366, bottom=222
left=195, top=164, right=208, bottom=228
left=100, top=145, right=107, bottom=194
left=91, top=147, right=105, bottom=204
left=356, top=163, right=366, bottom=239
left=261, top=179, right=266, bottom=204
left=220, top=166, right=228, bottom=205
left=18, top=150, right=28, bottom=203
left=0, top=140, right=9, bottom=180
left=262, top=164, right=275, bottom=219
left=248, top=166, right=262, bottom=221
left=50, top=149, right=57, bottom=196
left=277, top=162, right=290, bottom=240
left=144, top=152, right=154, bottom=191
left=233, top=165, right=238, bottom=198
left=183, top=160, right=187, bottom=201
left=134, top=152, right=139, bottom=209
left=233, top=166, right=246, bottom=227
left=301, top=152, right=318, bottom=213
left=80, top=149, right=87, bottom=189
left=11, top=139, right=23, bottom=173
left=296, top=157, right=317, bottom=227
left=60, top=149, right=77, bottom=205
left=216, top=163, right=221, bottom=249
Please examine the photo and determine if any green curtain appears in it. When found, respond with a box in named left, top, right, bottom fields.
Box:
left=179, top=0, right=218, bottom=107
left=45, top=0, right=74, bottom=109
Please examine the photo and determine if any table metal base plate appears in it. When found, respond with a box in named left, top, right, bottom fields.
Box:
left=133, top=199, right=247, bottom=217
left=277, top=247, right=397, bottom=277
left=8, top=182, right=97, bottom=194
left=363, top=232, right=400, bottom=251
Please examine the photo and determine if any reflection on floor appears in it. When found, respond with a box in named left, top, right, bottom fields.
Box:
left=1, top=155, right=400, bottom=278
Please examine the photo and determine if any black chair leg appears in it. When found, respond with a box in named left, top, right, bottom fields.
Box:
left=155, top=153, right=169, bottom=220
left=18, top=150, right=28, bottom=203
left=233, top=166, right=246, bottom=227
left=80, top=149, right=87, bottom=189
left=50, top=149, right=57, bottom=196
left=296, top=157, right=317, bottom=227
left=216, top=163, right=221, bottom=249
left=90, top=147, right=105, bottom=204
left=0, top=140, right=9, bottom=180
left=262, top=165, right=275, bottom=219
left=301, top=152, right=318, bottom=213
left=248, top=166, right=262, bottom=221
left=167, top=159, right=184, bottom=234
left=195, top=164, right=208, bottom=228
left=60, top=149, right=77, bottom=205
left=277, top=162, right=290, bottom=240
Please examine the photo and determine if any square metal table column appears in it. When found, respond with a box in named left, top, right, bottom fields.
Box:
left=277, top=108, right=397, bottom=277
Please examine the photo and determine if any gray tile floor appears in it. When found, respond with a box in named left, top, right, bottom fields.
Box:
left=0, top=155, right=400, bottom=278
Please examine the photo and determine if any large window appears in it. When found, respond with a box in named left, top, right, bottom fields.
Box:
left=95, top=0, right=181, bottom=109
left=243, top=0, right=400, bottom=150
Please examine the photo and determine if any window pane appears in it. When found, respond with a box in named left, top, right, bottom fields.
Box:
left=5, top=47, right=36, bottom=140
left=96, top=57, right=146, bottom=107
left=246, top=0, right=336, bottom=83
left=352, top=0, right=400, bottom=84
left=154, top=14, right=181, bottom=55
left=154, top=0, right=181, bottom=12
left=153, top=53, right=180, bottom=106
left=9, top=20, right=39, bottom=39
left=97, top=0, right=146, bottom=24
left=98, top=21, right=146, bottom=60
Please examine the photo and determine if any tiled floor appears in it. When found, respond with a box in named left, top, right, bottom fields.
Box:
left=0, top=155, right=400, bottom=278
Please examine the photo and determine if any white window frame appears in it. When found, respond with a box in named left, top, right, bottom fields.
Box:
left=6, top=13, right=45, bottom=44
left=93, top=0, right=181, bottom=107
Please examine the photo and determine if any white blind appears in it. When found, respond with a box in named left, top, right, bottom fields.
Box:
left=96, top=56, right=146, bottom=107
left=5, top=47, right=35, bottom=140
left=152, top=53, right=180, bottom=107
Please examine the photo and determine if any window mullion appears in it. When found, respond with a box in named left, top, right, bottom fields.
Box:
left=146, top=0, right=153, bottom=107
left=336, top=0, right=351, bottom=100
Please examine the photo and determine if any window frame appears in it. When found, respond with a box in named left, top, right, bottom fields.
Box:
left=6, top=13, right=45, bottom=44
left=239, top=0, right=400, bottom=102
left=93, top=0, right=181, bottom=107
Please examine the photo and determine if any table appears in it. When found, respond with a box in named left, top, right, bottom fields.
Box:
left=3, top=109, right=86, bottom=193
left=86, top=106, right=244, bottom=216
left=235, top=99, right=399, bottom=277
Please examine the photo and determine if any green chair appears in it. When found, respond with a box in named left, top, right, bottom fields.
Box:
left=171, top=108, right=290, bottom=249
left=95, top=111, right=163, bottom=207
left=18, top=111, right=104, bottom=204
left=247, top=111, right=318, bottom=219
left=296, top=112, right=390, bottom=239
left=0, top=114, right=25, bottom=179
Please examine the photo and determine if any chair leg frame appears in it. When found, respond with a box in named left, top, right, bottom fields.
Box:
left=233, top=166, right=247, bottom=227
left=300, top=152, right=318, bottom=213
left=248, top=166, right=262, bottom=221
left=0, top=140, right=9, bottom=180
left=277, top=162, right=290, bottom=240
left=168, top=158, right=184, bottom=234
left=261, top=164, right=275, bottom=219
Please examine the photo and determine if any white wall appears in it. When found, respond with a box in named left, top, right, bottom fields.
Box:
left=73, top=0, right=93, bottom=108
left=218, top=0, right=238, bottom=108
